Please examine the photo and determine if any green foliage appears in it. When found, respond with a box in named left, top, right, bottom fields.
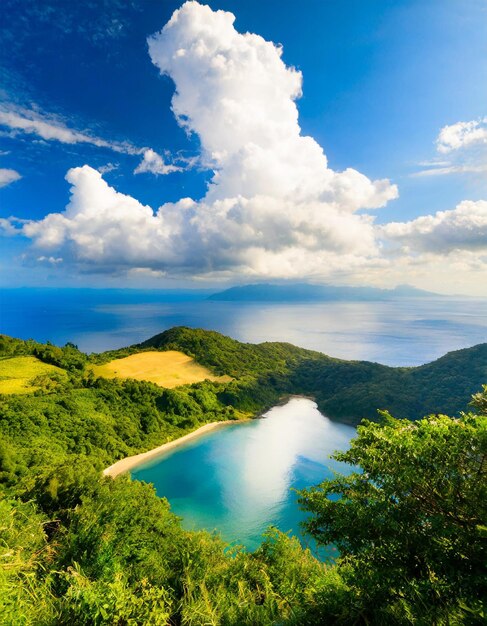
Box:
left=33, top=342, right=87, bottom=372
left=0, top=334, right=38, bottom=357
left=139, top=326, right=315, bottom=378
left=291, top=342, right=487, bottom=423
left=0, top=497, right=56, bottom=625
left=0, top=373, right=244, bottom=488
left=137, top=327, right=487, bottom=423
left=0, top=334, right=88, bottom=372
left=299, top=396, right=487, bottom=623
left=0, top=328, right=486, bottom=624
left=59, top=566, right=172, bottom=626
left=5, top=328, right=486, bottom=426
left=0, top=473, right=340, bottom=625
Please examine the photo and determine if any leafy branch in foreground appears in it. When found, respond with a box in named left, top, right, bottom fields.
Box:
left=299, top=391, right=487, bottom=624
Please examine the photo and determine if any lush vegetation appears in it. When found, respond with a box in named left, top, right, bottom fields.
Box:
left=140, top=327, right=487, bottom=423
left=1, top=328, right=486, bottom=623
left=299, top=391, right=487, bottom=623
left=0, top=355, right=65, bottom=394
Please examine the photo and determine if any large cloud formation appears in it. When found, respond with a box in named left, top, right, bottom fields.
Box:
left=13, top=1, right=398, bottom=279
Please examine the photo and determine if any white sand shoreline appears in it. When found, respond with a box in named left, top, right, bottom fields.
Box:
left=103, top=420, right=245, bottom=478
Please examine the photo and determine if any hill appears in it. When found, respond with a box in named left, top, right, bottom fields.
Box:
left=0, top=355, right=65, bottom=394
left=138, top=327, right=487, bottom=422
left=2, top=328, right=485, bottom=428
left=207, top=282, right=439, bottom=302
left=0, top=328, right=485, bottom=624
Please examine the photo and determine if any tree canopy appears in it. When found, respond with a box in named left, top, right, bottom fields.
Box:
left=299, top=388, right=487, bottom=623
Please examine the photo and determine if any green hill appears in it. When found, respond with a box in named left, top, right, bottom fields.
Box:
left=138, top=327, right=487, bottom=423
left=0, top=328, right=485, bottom=624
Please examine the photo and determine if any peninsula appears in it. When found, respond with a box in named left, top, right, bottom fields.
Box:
left=0, top=326, right=485, bottom=624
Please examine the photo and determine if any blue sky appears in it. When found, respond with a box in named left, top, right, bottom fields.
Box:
left=0, top=0, right=486, bottom=293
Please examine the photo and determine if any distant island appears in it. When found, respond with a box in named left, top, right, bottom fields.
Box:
left=208, top=282, right=442, bottom=302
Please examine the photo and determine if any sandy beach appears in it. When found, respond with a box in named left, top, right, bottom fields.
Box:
left=103, top=420, right=243, bottom=478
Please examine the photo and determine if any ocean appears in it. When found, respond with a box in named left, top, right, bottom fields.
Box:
left=1, top=287, right=486, bottom=365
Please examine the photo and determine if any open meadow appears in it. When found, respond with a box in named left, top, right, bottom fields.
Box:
left=0, top=356, right=65, bottom=394
left=90, top=350, right=232, bottom=388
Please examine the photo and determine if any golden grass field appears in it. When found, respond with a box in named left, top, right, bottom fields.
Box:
left=90, top=351, right=232, bottom=388
left=0, top=356, right=65, bottom=394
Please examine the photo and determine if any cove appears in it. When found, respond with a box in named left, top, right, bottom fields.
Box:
left=131, top=398, right=355, bottom=556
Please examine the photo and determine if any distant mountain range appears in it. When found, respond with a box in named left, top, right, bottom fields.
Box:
left=208, top=283, right=442, bottom=302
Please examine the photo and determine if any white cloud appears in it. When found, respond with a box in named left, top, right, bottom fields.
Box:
left=97, top=162, right=119, bottom=174
left=10, top=2, right=399, bottom=280
left=380, top=200, right=487, bottom=254
left=36, top=255, right=63, bottom=264
left=22, top=166, right=170, bottom=264
left=2, top=3, right=484, bottom=296
left=0, top=168, right=21, bottom=187
left=147, top=2, right=397, bottom=210
left=437, top=118, right=487, bottom=153
left=128, top=267, right=167, bottom=278
left=345, top=248, right=487, bottom=297
left=412, top=164, right=487, bottom=177
left=0, top=106, right=181, bottom=176
left=414, top=117, right=487, bottom=178
left=134, top=148, right=182, bottom=175
left=16, top=165, right=381, bottom=279
left=0, top=107, right=139, bottom=154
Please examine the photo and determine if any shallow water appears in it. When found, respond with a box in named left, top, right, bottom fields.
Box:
left=2, top=288, right=486, bottom=365
left=132, top=398, right=355, bottom=556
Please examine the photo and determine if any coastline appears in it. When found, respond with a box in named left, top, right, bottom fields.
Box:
left=103, top=396, right=316, bottom=479
left=103, top=420, right=245, bottom=478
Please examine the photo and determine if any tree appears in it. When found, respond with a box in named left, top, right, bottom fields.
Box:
left=299, top=389, right=487, bottom=623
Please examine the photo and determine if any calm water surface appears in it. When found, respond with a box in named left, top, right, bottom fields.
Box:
left=132, top=398, right=355, bottom=556
left=1, top=288, right=486, bottom=366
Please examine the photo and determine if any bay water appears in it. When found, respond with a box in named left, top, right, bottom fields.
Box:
left=132, top=398, right=355, bottom=556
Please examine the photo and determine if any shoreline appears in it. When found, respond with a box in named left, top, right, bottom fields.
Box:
left=103, top=396, right=317, bottom=479
left=103, top=420, right=246, bottom=478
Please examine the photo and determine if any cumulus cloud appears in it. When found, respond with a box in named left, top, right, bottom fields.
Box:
left=380, top=200, right=487, bottom=254
left=8, top=1, right=398, bottom=280
left=134, top=148, right=182, bottom=175
left=437, top=118, right=487, bottom=153
left=15, top=164, right=381, bottom=279
left=0, top=167, right=21, bottom=187
left=147, top=2, right=397, bottom=209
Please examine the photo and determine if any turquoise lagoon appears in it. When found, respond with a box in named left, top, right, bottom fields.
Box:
left=131, top=398, right=356, bottom=556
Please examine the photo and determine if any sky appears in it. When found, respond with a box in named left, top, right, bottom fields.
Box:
left=0, top=0, right=486, bottom=294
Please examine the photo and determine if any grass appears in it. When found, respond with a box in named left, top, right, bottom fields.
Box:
left=90, top=351, right=232, bottom=388
left=0, top=356, right=65, bottom=394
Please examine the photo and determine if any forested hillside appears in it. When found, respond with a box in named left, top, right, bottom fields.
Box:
left=139, top=327, right=487, bottom=423
left=1, top=329, right=486, bottom=623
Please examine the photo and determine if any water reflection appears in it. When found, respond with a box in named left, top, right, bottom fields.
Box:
left=132, top=398, right=356, bottom=552
left=87, top=298, right=487, bottom=365
left=2, top=289, right=487, bottom=365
